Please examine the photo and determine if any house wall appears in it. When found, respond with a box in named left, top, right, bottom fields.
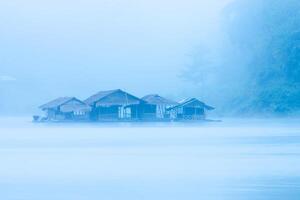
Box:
left=46, top=109, right=57, bottom=119
left=183, top=107, right=204, bottom=115
left=127, top=104, right=156, bottom=120
left=73, top=111, right=90, bottom=120
left=168, top=106, right=206, bottom=121
left=154, top=105, right=174, bottom=119
left=182, top=107, right=205, bottom=120
left=156, top=105, right=166, bottom=118
left=140, top=104, right=156, bottom=120
left=97, top=106, right=119, bottom=120
left=46, top=108, right=90, bottom=121
left=45, top=110, right=66, bottom=121
left=130, top=105, right=141, bottom=119
left=91, top=103, right=159, bottom=121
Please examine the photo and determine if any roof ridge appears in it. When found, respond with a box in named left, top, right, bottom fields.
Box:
left=39, top=97, right=76, bottom=109
left=84, top=89, right=144, bottom=106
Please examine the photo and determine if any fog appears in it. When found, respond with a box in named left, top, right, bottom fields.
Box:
left=1, top=2, right=300, bottom=199
left=1, top=117, right=300, bottom=199
left=183, top=0, right=300, bottom=116
left=0, top=0, right=230, bottom=115
left=1, top=0, right=300, bottom=117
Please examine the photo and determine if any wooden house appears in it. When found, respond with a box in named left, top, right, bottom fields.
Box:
left=39, top=97, right=91, bottom=121
left=166, top=98, right=214, bottom=120
left=142, top=94, right=178, bottom=119
left=84, top=89, right=155, bottom=121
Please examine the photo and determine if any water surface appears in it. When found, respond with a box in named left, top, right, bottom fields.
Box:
left=0, top=118, right=299, bottom=200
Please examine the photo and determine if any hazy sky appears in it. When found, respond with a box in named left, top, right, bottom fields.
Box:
left=0, top=0, right=230, bottom=114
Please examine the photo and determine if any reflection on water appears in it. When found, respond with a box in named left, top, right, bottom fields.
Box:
left=0, top=118, right=299, bottom=200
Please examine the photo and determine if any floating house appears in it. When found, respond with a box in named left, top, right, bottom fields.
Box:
left=84, top=89, right=156, bottom=121
left=37, top=90, right=215, bottom=122
left=39, top=97, right=91, bottom=121
left=142, top=94, right=178, bottom=119
left=166, top=98, right=214, bottom=120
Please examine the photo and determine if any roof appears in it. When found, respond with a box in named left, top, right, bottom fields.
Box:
left=84, top=89, right=118, bottom=105
left=167, top=98, right=214, bottom=111
left=85, top=89, right=145, bottom=106
left=142, top=94, right=178, bottom=105
left=40, top=97, right=91, bottom=112
left=40, top=97, right=74, bottom=110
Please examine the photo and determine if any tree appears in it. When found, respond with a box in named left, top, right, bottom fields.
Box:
left=185, top=0, right=300, bottom=115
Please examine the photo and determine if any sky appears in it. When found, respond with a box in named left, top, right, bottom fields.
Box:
left=0, top=0, right=230, bottom=114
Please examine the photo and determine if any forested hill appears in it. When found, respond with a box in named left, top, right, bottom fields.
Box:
left=184, top=0, right=300, bottom=115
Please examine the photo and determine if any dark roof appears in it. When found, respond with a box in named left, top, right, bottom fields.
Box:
left=85, top=89, right=145, bottom=106
left=167, top=98, right=214, bottom=111
left=142, top=94, right=178, bottom=105
left=40, top=97, right=74, bottom=110
left=84, top=89, right=118, bottom=105
left=40, top=97, right=91, bottom=112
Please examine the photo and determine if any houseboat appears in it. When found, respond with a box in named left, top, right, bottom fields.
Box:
left=39, top=97, right=91, bottom=121
left=84, top=89, right=156, bottom=121
left=36, top=90, right=215, bottom=122
left=166, top=98, right=214, bottom=121
left=142, top=94, right=178, bottom=120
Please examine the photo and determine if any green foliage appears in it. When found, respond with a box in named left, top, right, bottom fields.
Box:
left=187, top=0, right=300, bottom=115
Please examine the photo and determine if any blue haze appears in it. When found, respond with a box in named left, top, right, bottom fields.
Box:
left=183, top=0, right=300, bottom=115
left=1, top=2, right=300, bottom=200
left=0, top=118, right=300, bottom=200
left=0, top=0, right=229, bottom=115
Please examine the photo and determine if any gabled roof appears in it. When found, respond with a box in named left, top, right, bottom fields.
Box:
left=39, top=97, right=74, bottom=110
left=84, top=89, right=119, bottom=105
left=142, top=94, right=178, bottom=105
left=85, top=89, right=145, bottom=106
left=167, top=98, right=214, bottom=111
left=40, top=97, right=91, bottom=112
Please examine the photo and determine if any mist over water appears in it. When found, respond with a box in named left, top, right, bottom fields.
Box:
left=0, top=0, right=229, bottom=115
left=0, top=118, right=300, bottom=200
left=1, top=0, right=299, bottom=117
left=1, top=0, right=300, bottom=199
